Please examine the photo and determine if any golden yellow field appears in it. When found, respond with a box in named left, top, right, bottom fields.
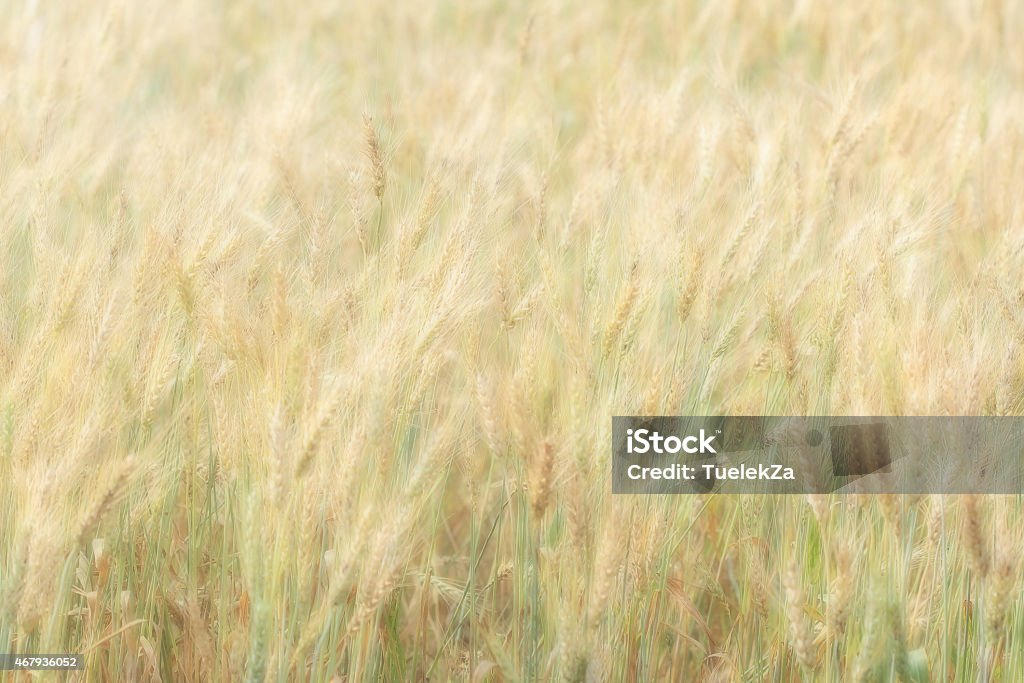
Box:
left=1, top=1, right=1022, bottom=680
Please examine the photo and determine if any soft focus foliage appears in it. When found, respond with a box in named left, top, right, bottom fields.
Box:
left=1, top=1, right=1022, bottom=680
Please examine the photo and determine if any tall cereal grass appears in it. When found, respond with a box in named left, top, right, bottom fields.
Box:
left=0, top=1, right=1022, bottom=680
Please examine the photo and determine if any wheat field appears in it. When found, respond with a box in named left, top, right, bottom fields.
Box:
left=1, top=1, right=1022, bottom=681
